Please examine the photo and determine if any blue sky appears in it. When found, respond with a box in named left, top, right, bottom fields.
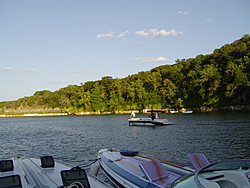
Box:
left=1, top=0, right=249, bottom=102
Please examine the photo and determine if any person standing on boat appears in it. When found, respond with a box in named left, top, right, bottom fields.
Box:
left=130, top=111, right=135, bottom=118
left=150, top=112, right=155, bottom=120
left=155, top=113, right=159, bottom=119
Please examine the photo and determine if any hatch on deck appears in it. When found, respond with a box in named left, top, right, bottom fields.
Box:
left=61, top=167, right=91, bottom=188
left=40, top=156, right=55, bottom=168
left=0, top=175, right=22, bottom=188
left=0, top=160, right=14, bottom=172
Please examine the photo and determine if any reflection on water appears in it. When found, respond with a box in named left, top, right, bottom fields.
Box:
left=0, top=111, right=249, bottom=167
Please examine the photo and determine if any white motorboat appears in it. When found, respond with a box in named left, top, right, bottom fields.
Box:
left=0, top=155, right=112, bottom=188
left=128, top=116, right=172, bottom=126
left=128, top=110, right=172, bottom=126
left=94, top=149, right=195, bottom=188
left=95, top=149, right=250, bottom=188
left=181, top=110, right=193, bottom=114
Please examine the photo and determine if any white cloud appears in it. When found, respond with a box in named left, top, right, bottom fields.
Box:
left=16, top=69, right=36, bottom=73
left=1, top=66, right=12, bottom=71
left=134, top=30, right=148, bottom=37
left=1, top=66, right=36, bottom=73
left=134, top=29, right=183, bottom=38
left=134, top=57, right=169, bottom=63
left=178, top=11, right=188, bottom=15
left=97, top=31, right=115, bottom=38
left=68, top=69, right=83, bottom=73
left=206, top=18, right=212, bottom=21
left=97, top=29, right=183, bottom=40
left=117, top=31, right=131, bottom=38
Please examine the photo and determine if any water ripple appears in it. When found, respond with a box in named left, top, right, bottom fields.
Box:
left=0, top=111, right=249, bottom=166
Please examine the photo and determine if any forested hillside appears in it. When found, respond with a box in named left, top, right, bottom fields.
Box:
left=1, top=35, right=250, bottom=114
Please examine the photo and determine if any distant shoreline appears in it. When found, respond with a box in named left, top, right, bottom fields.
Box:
left=0, top=106, right=248, bottom=118
left=0, top=110, right=132, bottom=118
left=0, top=113, right=69, bottom=118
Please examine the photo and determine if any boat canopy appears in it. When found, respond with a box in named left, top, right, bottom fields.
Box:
left=147, top=110, right=166, bottom=113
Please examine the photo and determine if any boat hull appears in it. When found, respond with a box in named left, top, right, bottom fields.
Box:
left=182, top=111, right=193, bottom=114
left=128, top=118, right=172, bottom=126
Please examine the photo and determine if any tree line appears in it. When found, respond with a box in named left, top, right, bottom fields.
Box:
left=1, top=35, right=249, bottom=114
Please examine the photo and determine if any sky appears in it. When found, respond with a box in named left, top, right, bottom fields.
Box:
left=1, top=0, right=250, bottom=102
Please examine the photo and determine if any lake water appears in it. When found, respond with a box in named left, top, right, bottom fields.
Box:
left=0, top=111, right=249, bottom=168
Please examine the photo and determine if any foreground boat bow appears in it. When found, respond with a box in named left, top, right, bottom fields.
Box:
left=0, top=156, right=112, bottom=188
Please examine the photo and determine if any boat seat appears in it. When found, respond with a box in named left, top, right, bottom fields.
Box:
left=139, top=159, right=169, bottom=182
left=0, top=175, right=22, bottom=188
left=187, top=153, right=209, bottom=170
left=40, top=156, right=55, bottom=168
left=61, top=167, right=90, bottom=188
left=0, top=160, right=14, bottom=172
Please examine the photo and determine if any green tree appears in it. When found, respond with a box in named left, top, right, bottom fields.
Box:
left=90, top=84, right=105, bottom=112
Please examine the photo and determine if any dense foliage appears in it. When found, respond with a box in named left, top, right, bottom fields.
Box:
left=1, top=35, right=250, bottom=113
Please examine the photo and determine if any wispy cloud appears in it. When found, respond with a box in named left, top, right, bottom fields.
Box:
left=16, top=69, right=36, bottom=73
left=97, top=31, right=115, bottom=38
left=97, top=29, right=183, bottom=40
left=133, top=57, right=144, bottom=61
left=206, top=18, right=212, bottom=21
left=68, top=69, right=83, bottom=73
left=97, top=31, right=132, bottom=39
left=134, top=29, right=183, bottom=38
left=130, top=39, right=143, bottom=44
left=117, top=31, right=131, bottom=38
left=1, top=66, right=12, bottom=71
left=177, top=11, right=188, bottom=15
left=119, top=38, right=126, bottom=43
left=134, top=57, right=169, bottom=63
left=1, top=66, right=36, bottom=73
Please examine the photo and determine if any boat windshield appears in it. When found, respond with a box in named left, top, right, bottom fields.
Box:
left=198, top=160, right=250, bottom=173
left=194, top=160, right=250, bottom=187
left=171, top=160, right=250, bottom=188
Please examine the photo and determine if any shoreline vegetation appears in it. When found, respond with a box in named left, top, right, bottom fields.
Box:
left=0, top=105, right=248, bottom=118
left=1, top=35, right=250, bottom=116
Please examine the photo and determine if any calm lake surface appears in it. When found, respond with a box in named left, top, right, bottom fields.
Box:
left=0, top=111, right=249, bottom=167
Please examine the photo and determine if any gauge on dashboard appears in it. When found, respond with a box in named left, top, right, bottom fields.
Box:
left=245, top=172, right=250, bottom=179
